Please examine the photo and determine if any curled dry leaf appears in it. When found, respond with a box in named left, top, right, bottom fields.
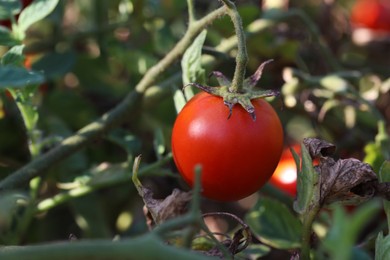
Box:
left=132, top=155, right=192, bottom=227
left=318, top=157, right=377, bottom=205
left=138, top=186, right=192, bottom=227
left=303, top=138, right=336, bottom=158
left=303, top=138, right=386, bottom=206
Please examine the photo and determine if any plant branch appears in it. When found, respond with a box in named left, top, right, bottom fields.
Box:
left=0, top=6, right=226, bottom=191
left=36, top=153, right=173, bottom=213
left=300, top=205, right=321, bottom=259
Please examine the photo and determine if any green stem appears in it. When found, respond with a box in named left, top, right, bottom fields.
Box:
left=186, top=0, right=196, bottom=24
left=0, top=6, right=226, bottom=191
left=219, top=0, right=248, bottom=93
left=300, top=205, right=320, bottom=259
left=182, top=165, right=203, bottom=248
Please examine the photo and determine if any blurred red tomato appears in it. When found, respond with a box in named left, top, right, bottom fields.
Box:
left=350, top=0, right=390, bottom=31
left=269, top=144, right=319, bottom=197
left=269, top=144, right=300, bottom=196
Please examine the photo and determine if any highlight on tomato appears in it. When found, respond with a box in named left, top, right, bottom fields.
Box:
left=171, top=92, right=284, bottom=202
left=268, top=144, right=300, bottom=197
left=268, top=143, right=319, bottom=197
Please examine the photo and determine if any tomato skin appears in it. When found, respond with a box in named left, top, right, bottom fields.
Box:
left=350, top=0, right=390, bottom=31
left=171, top=92, right=284, bottom=201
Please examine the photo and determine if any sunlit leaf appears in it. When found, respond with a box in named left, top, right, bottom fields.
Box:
left=181, top=29, right=207, bottom=100
left=18, top=0, right=59, bottom=33
left=173, top=88, right=187, bottom=114
left=364, top=121, right=390, bottom=173
left=320, top=75, right=349, bottom=93
left=1, top=44, right=24, bottom=65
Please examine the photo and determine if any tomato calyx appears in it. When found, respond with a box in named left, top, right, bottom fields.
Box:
left=185, top=60, right=279, bottom=121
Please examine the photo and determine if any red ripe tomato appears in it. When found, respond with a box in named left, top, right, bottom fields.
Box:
left=350, top=0, right=390, bottom=31
left=171, top=92, right=284, bottom=202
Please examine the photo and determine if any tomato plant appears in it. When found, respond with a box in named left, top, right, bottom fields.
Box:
left=171, top=92, right=284, bottom=202
left=350, top=0, right=390, bottom=31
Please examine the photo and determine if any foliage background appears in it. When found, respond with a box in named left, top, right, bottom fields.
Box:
left=0, top=0, right=389, bottom=259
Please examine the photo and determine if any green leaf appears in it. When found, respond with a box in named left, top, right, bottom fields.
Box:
left=32, top=51, right=76, bottom=78
left=246, top=197, right=302, bottom=249
left=173, top=88, right=187, bottom=114
left=0, top=66, right=44, bottom=87
left=379, top=161, right=390, bottom=229
left=320, top=75, right=349, bottom=93
left=1, top=44, right=24, bottom=65
left=293, top=144, right=320, bottom=215
left=376, top=232, right=390, bottom=260
left=181, top=29, right=207, bottom=99
left=319, top=201, right=380, bottom=260
left=17, top=0, right=59, bottom=33
left=364, top=120, right=390, bottom=173
left=364, top=142, right=385, bottom=174
left=0, top=0, right=21, bottom=19
left=378, top=160, right=390, bottom=183
left=0, top=26, right=20, bottom=46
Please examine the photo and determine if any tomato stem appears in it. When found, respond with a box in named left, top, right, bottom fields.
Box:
left=300, top=204, right=321, bottom=259
left=219, top=0, right=248, bottom=93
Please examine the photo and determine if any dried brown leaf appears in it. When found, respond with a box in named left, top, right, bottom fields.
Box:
left=303, top=138, right=336, bottom=158
left=301, top=138, right=387, bottom=206
left=140, top=187, right=192, bottom=226
left=319, top=158, right=377, bottom=205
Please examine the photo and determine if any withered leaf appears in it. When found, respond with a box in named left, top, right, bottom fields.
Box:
left=132, top=156, right=192, bottom=227
left=319, top=158, right=377, bottom=205
left=300, top=138, right=390, bottom=206
left=303, top=138, right=336, bottom=158
left=140, top=186, right=192, bottom=226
